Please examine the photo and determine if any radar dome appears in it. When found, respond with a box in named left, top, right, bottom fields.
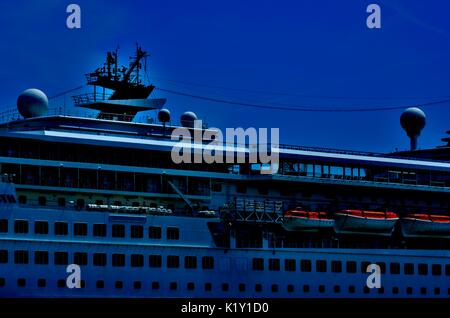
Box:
left=180, top=111, right=198, bottom=128
left=400, top=107, right=426, bottom=150
left=158, top=108, right=171, bottom=123
left=17, top=88, right=49, bottom=119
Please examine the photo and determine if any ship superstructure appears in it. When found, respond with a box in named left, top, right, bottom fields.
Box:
left=0, top=46, right=449, bottom=298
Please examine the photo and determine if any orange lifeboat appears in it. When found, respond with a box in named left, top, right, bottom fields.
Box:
left=334, top=210, right=399, bottom=235
left=400, top=214, right=450, bottom=237
left=282, top=207, right=334, bottom=232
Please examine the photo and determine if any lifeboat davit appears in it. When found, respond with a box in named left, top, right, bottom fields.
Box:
left=400, top=214, right=450, bottom=237
left=282, top=208, right=334, bottom=231
left=334, top=210, right=399, bottom=235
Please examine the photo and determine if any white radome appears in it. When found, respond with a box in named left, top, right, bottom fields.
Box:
left=17, top=88, right=49, bottom=118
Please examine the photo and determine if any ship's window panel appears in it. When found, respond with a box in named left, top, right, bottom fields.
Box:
left=318, top=285, right=325, bottom=293
left=38, top=196, right=46, bottom=206
left=80, top=279, right=87, bottom=288
left=34, top=221, right=48, bottom=235
left=334, top=285, right=340, bottom=293
left=57, top=197, right=66, bottom=207
left=284, top=259, right=296, bottom=272
left=57, top=280, right=66, bottom=288
left=96, top=280, right=104, bottom=289
left=34, top=251, right=49, bottom=265
left=54, top=252, right=69, bottom=265
left=406, top=287, right=413, bottom=295
left=376, top=262, right=386, bottom=274
left=169, top=282, right=177, bottom=291
left=54, top=222, right=68, bottom=236
left=112, top=254, right=125, bottom=267
left=74, top=223, right=88, bottom=236
left=93, top=253, right=107, bottom=266
left=167, top=227, right=180, bottom=240
left=18, top=195, right=27, bottom=204
left=434, top=288, right=440, bottom=295
left=187, top=282, right=195, bottom=291
left=253, top=283, right=262, bottom=292
left=17, top=278, right=26, bottom=287
left=0, top=278, right=5, bottom=287
left=167, top=255, right=180, bottom=268
left=211, top=183, right=222, bottom=192
left=361, top=261, right=371, bottom=273
left=418, top=264, right=428, bottom=275
left=14, top=220, right=28, bottom=234
left=115, top=281, right=123, bottom=289
left=420, top=287, right=427, bottom=295
left=316, top=260, right=327, bottom=273
left=432, top=264, right=442, bottom=276
left=149, top=226, right=161, bottom=239
left=0, top=250, right=8, bottom=263
left=74, top=252, right=88, bottom=266
left=131, top=254, right=144, bottom=267
left=149, top=255, right=162, bottom=268
left=287, top=284, right=294, bottom=293
left=378, top=287, right=385, bottom=294
left=348, top=286, right=356, bottom=294
left=93, top=224, right=107, bottom=237
left=390, top=262, right=401, bottom=275
left=445, top=265, right=450, bottom=276
left=269, top=258, right=280, bottom=271
left=221, top=283, right=229, bottom=292
left=184, top=256, right=197, bottom=269
left=346, top=261, right=357, bottom=273
left=392, top=287, right=399, bottom=295
left=363, top=286, right=370, bottom=294
left=271, top=284, right=279, bottom=293
left=133, top=281, right=142, bottom=290
left=404, top=263, right=415, bottom=275
left=14, top=250, right=28, bottom=264
left=0, top=219, right=8, bottom=233
left=152, top=281, right=160, bottom=290
left=112, top=224, right=125, bottom=238
left=37, top=279, right=46, bottom=288
left=204, top=282, right=212, bottom=292
left=130, top=225, right=143, bottom=239
left=252, top=258, right=264, bottom=271
left=331, top=261, right=342, bottom=273
left=448, top=288, right=450, bottom=295
left=202, top=256, right=214, bottom=270
left=300, top=260, right=312, bottom=272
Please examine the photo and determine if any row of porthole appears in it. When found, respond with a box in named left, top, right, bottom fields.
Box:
left=0, top=278, right=448, bottom=295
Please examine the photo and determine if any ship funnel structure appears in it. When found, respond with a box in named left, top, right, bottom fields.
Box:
left=17, top=88, right=49, bottom=119
left=400, top=107, right=426, bottom=151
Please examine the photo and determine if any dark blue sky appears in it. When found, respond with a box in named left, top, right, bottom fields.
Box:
left=1, top=0, right=449, bottom=152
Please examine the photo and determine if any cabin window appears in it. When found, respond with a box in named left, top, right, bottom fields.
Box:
left=152, top=282, right=160, bottom=290
left=14, top=250, right=29, bottom=264
left=0, top=219, right=8, bottom=233
left=167, top=255, right=180, bottom=268
left=54, top=252, right=68, bottom=265
left=112, top=224, right=125, bottom=238
left=54, top=222, right=68, bottom=236
left=287, top=284, right=294, bottom=293
left=38, top=196, right=46, bottom=206
left=37, top=279, right=46, bottom=288
left=57, top=280, right=66, bottom=288
left=269, top=258, right=280, bottom=271
left=184, top=256, right=197, bottom=269
left=14, top=220, right=28, bottom=234
left=404, top=263, right=414, bottom=275
left=187, top=282, right=195, bottom=291
left=167, top=227, right=180, bottom=240
left=303, top=285, right=310, bottom=293
left=18, top=195, right=27, bottom=204
left=74, top=252, right=88, bottom=266
left=300, top=260, right=312, bottom=272
left=149, top=226, right=161, bottom=239
left=420, top=287, right=427, bottom=295
left=271, top=284, right=279, bottom=293
left=334, top=285, right=341, bottom=293
left=361, top=261, right=371, bottom=273
left=418, top=264, right=428, bottom=275
left=93, top=253, right=107, bottom=266
left=432, top=264, right=442, bottom=276
left=34, top=221, right=48, bottom=235
left=57, top=197, right=66, bottom=207
left=131, top=254, right=144, bottom=267
left=133, top=281, right=142, bottom=290
left=149, top=255, right=162, bottom=268
left=96, top=280, right=104, bottom=289
left=348, top=286, right=356, bottom=294
left=446, top=265, right=450, bottom=276
left=284, top=259, right=296, bottom=272
left=346, top=261, right=357, bottom=273
left=204, top=283, right=212, bottom=292
left=131, top=225, right=143, bottom=239
left=316, top=260, right=327, bottom=273
left=252, top=258, right=264, bottom=271
left=115, top=281, right=123, bottom=289
left=169, top=282, right=177, bottom=291
left=202, top=256, right=214, bottom=270
left=318, top=285, right=325, bottom=293
left=34, top=251, right=48, bottom=265
left=17, top=278, right=26, bottom=287
left=331, top=261, right=342, bottom=273
left=221, top=283, right=229, bottom=292
left=406, top=287, right=413, bottom=295
left=392, top=287, right=399, bottom=295
left=74, top=223, right=88, bottom=236
left=0, top=278, right=5, bottom=287
left=434, top=288, right=440, bottom=295
left=255, top=284, right=262, bottom=292
left=211, top=183, right=222, bottom=192
left=390, top=262, right=401, bottom=274
left=0, top=250, right=8, bottom=263
left=93, top=224, right=107, bottom=237
left=377, top=262, right=386, bottom=274
left=112, top=254, right=125, bottom=267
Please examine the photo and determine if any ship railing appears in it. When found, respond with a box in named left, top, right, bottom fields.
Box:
left=72, top=93, right=113, bottom=106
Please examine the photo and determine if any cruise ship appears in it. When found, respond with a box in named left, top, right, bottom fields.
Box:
left=0, top=45, right=449, bottom=298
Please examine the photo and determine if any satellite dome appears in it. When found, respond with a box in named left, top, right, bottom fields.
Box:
left=158, top=108, right=171, bottom=123
left=400, top=107, right=426, bottom=137
left=180, top=111, right=198, bottom=128
left=17, top=88, right=49, bottom=119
